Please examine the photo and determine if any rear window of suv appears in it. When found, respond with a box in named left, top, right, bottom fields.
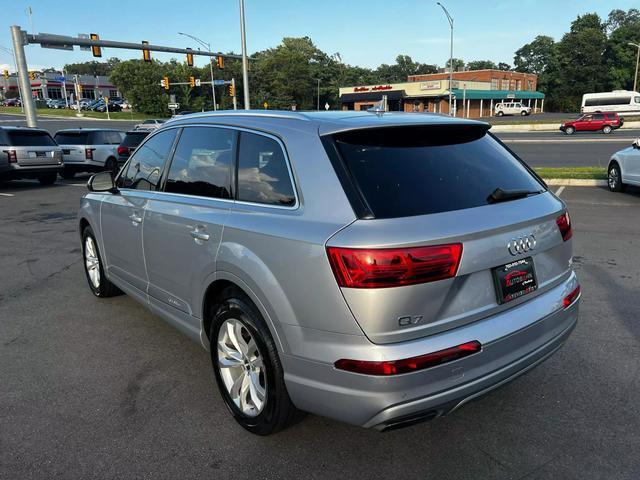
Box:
left=331, top=125, right=544, bottom=219
left=121, top=131, right=150, bottom=148
left=6, top=130, right=57, bottom=147
left=54, top=132, right=90, bottom=145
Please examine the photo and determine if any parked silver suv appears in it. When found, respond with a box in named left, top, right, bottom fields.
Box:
left=0, top=127, right=63, bottom=184
left=78, top=111, right=580, bottom=435
left=54, top=129, right=125, bottom=179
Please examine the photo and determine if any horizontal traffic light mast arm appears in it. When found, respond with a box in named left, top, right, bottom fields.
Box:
left=23, top=32, right=245, bottom=60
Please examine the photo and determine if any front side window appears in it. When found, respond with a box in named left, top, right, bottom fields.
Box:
left=119, top=129, right=177, bottom=190
left=237, top=132, right=296, bottom=206
left=593, top=114, right=605, bottom=120
left=164, top=127, right=235, bottom=199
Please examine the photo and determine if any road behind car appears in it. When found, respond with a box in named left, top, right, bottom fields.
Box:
left=0, top=181, right=638, bottom=479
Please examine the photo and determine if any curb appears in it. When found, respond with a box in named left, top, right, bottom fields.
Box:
left=543, top=179, right=606, bottom=186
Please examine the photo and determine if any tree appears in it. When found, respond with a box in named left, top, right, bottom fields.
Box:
left=466, top=60, right=497, bottom=71
left=513, top=36, right=556, bottom=75
left=445, top=58, right=465, bottom=71
left=498, top=62, right=511, bottom=71
left=603, top=9, right=640, bottom=90
left=63, top=58, right=120, bottom=76
left=109, top=60, right=168, bottom=115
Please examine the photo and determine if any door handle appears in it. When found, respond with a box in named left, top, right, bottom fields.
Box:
left=129, top=213, right=142, bottom=224
left=190, top=227, right=210, bottom=242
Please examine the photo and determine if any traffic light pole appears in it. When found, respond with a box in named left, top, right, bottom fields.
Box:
left=10, top=25, right=37, bottom=127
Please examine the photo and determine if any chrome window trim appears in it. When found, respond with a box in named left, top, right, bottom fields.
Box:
left=141, top=122, right=300, bottom=211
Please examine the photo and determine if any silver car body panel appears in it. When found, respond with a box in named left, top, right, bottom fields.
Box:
left=610, top=145, right=640, bottom=186
left=78, top=111, right=579, bottom=429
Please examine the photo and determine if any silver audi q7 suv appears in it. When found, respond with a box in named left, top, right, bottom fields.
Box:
left=78, top=111, right=580, bottom=435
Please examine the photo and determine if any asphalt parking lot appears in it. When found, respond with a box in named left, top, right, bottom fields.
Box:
left=1, top=177, right=639, bottom=480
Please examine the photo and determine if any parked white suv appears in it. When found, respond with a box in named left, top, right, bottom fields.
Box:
left=495, top=102, right=532, bottom=116
left=54, top=129, right=125, bottom=179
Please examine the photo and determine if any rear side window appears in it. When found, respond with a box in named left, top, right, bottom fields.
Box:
left=7, top=130, right=56, bottom=147
left=237, top=132, right=295, bottom=206
left=593, top=114, right=605, bottom=120
left=119, top=129, right=177, bottom=190
left=54, top=132, right=90, bottom=145
left=94, top=131, right=124, bottom=144
left=332, top=126, right=543, bottom=219
left=164, top=126, right=235, bottom=199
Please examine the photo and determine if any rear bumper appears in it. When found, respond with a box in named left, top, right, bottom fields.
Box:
left=281, top=271, right=579, bottom=429
left=0, top=163, right=63, bottom=179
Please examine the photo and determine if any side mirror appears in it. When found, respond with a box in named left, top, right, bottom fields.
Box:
left=87, top=171, right=118, bottom=193
left=633, top=138, right=640, bottom=149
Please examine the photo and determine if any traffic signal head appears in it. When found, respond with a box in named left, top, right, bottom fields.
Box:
left=29, top=71, right=35, bottom=80
left=163, top=76, right=170, bottom=90
left=189, top=76, right=195, bottom=88
left=90, top=33, right=102, bottom=58
left=186, top=49, right=194, bottom=67
left=3, top=70, right=8, bottom=79
left=229, top=83, right=235, bottom=97
left=216, top=56, right=224, bottom=69
left=142, top=41, right=151, bottom=62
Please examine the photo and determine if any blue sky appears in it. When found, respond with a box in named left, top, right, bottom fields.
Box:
left=0, top=0, right=637, bottom=72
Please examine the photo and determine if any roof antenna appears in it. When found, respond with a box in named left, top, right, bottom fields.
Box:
left=367, top=95, right=387, bottom=116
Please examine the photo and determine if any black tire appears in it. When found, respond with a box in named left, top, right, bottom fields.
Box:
left=210, top=286, right=303, bottom=435
left=496, top=111, right=504, bottom=117
left=602, top=125, right=612, bottom=134
left=81, top=225, right=121, bottom=297
left=104, top=157, right=119, bottom=178
left=565, top=126, right=575, bottom=135
left=608, top=163, right=624, bottom=192
left=38, top=172, right=57, bottom=185
left=60, top=168, right=75, bottom=180
left=521, top=110, right=527, bottom=116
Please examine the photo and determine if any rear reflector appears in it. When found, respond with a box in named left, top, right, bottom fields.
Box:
left=85, top=148, right=94, bottom=160
left=563, top=285, right=581, bottom=308
left=327, top=243, right=463, bottom=288
left=117, top=146, right=129, bottom=156
left=556, top=212, right=572, bottom=241
left=335, top=340, right=482, bottom=376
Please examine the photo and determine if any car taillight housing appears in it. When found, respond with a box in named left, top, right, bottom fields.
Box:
left=117, top=146, right=129, bottom=156
left=563, top=285, right=581, bottom=309
left=327, top=243, right=463, bottom=289
left=85, top=148, right=94, bottom=160
left=335, top=340, right=482, bottom=376
left=3, top=149, right=17, bottom=163
left=556, top=212, right=572, bottom=241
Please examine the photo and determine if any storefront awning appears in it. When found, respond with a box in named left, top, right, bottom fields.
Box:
left=450, top=89, right=545, bottom=100
left=340, top=90, right=406, bottom=103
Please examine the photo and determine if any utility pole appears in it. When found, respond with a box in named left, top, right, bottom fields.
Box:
left=231, top=78, right=237, bottom=110
left=629, top=42, right=640, bottom=93
left=239, top=0, right=250, bottom=109
left=437, top=2, right=454, bottom=116
left=10, top=25, right=36, bottom=127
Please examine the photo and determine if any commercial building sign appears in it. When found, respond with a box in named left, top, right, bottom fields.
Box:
left=353, top=85, right=394, bottom=92
left=420, top=81, right=441, bottom=91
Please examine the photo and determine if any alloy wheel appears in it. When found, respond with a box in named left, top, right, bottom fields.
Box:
left=608, top=168, right=619, bottom=190
left=84, top=236, right=100, bottom=288
left=217, top=318, right=267, bottom=417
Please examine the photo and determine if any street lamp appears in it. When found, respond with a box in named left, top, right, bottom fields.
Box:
left=178, top=31, right=217, bottom=111
left=629, top=42, right=640, bottom=93
left=437, top=2, right=454, bottom=116
left=239, top=0, right=250, bottom=109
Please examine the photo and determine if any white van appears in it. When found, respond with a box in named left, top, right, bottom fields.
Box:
left=582, top=91, right=640, bottom=114
left=494, top=102, right=532, bottom=116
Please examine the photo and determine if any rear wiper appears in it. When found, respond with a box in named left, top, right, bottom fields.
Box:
left=487, top=187, right=541, bottom=204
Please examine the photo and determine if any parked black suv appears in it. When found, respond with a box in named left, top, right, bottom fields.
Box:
left=116, top=130, right=151, bottom=169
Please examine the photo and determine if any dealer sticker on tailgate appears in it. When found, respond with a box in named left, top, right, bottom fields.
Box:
left=493, top=257, right=538, bottom=304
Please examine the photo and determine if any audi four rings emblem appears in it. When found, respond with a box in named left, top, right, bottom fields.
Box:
left=507, top=235, right=536, bottom=256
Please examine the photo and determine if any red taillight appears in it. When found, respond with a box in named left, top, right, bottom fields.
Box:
left=563, top=285, right=581, bottom=309
left=85, top=148, right=94, bottom=160
left=556, top=212, right=572, bottom=241
left=327, top=243, right=463, bottom=289
left=335, top=340, right=482, bottom=376
left=117, top=146, right=129, bottom=156
left=3, top=149, right=17, bottom=163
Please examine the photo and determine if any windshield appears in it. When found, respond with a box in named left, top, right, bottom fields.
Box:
left=331, top=126, right=544, bottom=219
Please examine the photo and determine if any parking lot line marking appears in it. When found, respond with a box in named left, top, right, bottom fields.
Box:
left=555, top=186, right=565, bottom=197
left=0, top=193, right=15, bottom=197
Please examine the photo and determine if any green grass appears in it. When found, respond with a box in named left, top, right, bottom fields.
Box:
left=534, top=167, right=607, bottom=180
left=0, top=106, right=156, bottom=121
